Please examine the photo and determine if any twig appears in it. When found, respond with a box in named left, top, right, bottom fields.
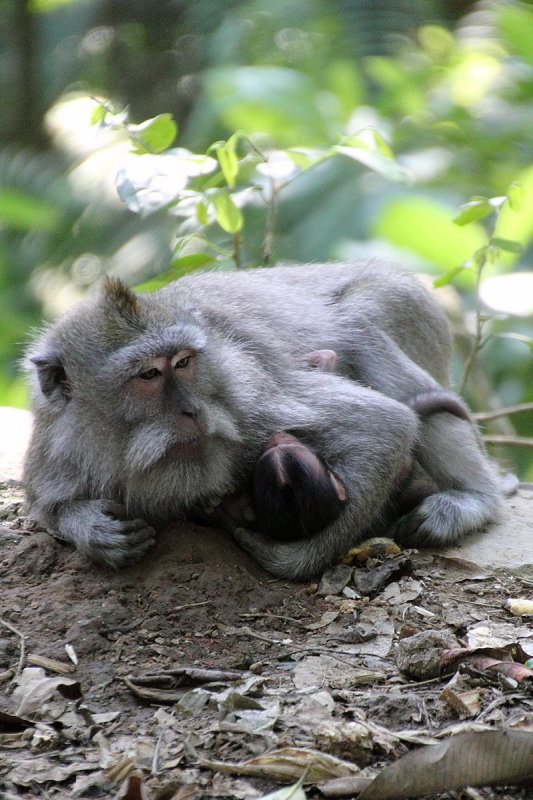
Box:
left=482, top=435, right=533, bottom=448
left=262, top=177, right=279, bottom=266
left=167, top=600, right=209, bottom=618
left=239, top=612, right=309, bottom=628
left=233, top=230, right=242, bottom=269
left=458, top=257, right=487, bottom=396
left=0, top=617, right=26, bottom=675
left=474, top=402, right=533, bottom=421
left=151, top=727, right=166, bottom=776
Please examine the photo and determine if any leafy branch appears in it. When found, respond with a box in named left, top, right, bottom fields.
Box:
left=436, top=186, right=530, bottom=395
left=91, top=104, right=409, bottom=277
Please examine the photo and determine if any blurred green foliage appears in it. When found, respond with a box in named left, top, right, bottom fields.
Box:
left=1, top=0, right=533, bottom=476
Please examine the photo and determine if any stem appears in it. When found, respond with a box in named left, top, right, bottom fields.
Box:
left=233, top=231, right=242, bottom=269
left=474, top=402, right=533, bottom=421
left=458, top=257, right=486, bottom=395
left=262, top=178, right=279, bottom=266
left=482, top=435, right=533, bottom=448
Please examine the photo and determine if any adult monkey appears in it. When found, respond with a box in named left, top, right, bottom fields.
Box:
left=24, top=261, right=502, bottom=579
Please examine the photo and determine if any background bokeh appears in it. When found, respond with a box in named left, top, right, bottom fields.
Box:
left=2, top=0, right=533, bottom=476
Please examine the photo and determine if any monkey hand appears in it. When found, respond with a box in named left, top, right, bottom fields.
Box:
left=56, top=500, right=157, bottom=569
left=197, top=491, right=256, bottom=533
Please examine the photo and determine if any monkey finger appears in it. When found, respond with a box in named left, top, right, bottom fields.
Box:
left=101, top=500, right=129, bottom=519
left=106, top=539, right=157, bottom=568
left=116, top=527, right=157, bottom=547
left=115, top=518, right=155, bottom=533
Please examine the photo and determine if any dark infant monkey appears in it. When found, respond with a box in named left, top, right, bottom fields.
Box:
left=251, top=347, right=473, bottom=542
left=24, top=261, right=502, bottom=579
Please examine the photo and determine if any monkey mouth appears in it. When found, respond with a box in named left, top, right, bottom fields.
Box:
left=170, top=436, right=207, bottom=456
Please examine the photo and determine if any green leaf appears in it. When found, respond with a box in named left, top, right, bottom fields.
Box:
left=211, top=191, right=243, bottom=234
left=28, top=0, right=77, bottom=11
left=90, top=104, right=107, bottom=126
left=135, top=254, right=214, bottom=292
left=196, top=200, right=209, bottom=226
left=325, top=60, right=364, bottom=119
left=129, top=114, right=178, bottom=154
left=205, top=66, right=333, bottom=147
left=433, top=264, right=468, bottom=288
left=499, top=4, right=533, bottom=66
left=216, top=135, right=240, bottom=188
left=494, top=165, right=533, bottom=256
left=453, top=199, right=493, bottom=226
left=374, top=197, right=486, bottom=271
left=333, top=145, right=409, bottom=183
left=340, top=129, right=394, bottom=159
left=507, top=182, right=523, bottom=212
left=485, top=245, right=499, bottom=265
left=496, top=333, right=533, bottom=351
left=170, top=253, right=215, bottom=270
left=491, top=237, right=523, bottom=254
left=286, top=148, right=324, bottom=170
left=418, top=25, right=454, bottom=59
left=0, top=189, right=61, bottom=231
left=473, top=245, right=489, bottom=266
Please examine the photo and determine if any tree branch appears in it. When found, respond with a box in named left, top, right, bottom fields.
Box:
left=482, top=435, right=533, bottom=448
left=474, top=403, right=533, bottom=421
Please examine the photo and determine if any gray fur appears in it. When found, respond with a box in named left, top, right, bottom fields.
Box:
left=24, top=261, right=502, bottom=578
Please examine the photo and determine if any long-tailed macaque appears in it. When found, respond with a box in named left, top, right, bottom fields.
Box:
left=24, top=261, right=502, bottom=579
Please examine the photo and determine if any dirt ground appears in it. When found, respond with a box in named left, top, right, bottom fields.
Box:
left=0, top=411, right=532, bottom=799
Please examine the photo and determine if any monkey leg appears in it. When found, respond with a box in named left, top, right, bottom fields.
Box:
left=337, top=327, right=502, bottom=545
left=340, top=326, right=441, bottom=398
left=394, top=413, right=502, bottom=546
left=55, top=500, right=157, bottom=568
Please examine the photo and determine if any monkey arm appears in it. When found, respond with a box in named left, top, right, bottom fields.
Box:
left=23, top=414, right=157, bottom=569
left=234, top=382, right=420, bottom=580
left=334, top=327, right=503, bottom=546
left=338, top=325, right=442, bottom=398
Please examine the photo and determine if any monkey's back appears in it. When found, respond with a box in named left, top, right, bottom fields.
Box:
left=156, top=260, right=451, bottom=385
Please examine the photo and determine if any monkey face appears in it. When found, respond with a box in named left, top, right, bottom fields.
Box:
left=132, top=350, right=204, bottom=445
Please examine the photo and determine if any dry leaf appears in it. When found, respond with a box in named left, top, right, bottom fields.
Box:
left=198, top=746, right=360, bottom=783
left=440, top=687, right=483, bottom=718
left=356, top=730, right=533, bottom=799
left=13, top=667, right=81, bottom=716
left=257, top=773, right=307, bottom=800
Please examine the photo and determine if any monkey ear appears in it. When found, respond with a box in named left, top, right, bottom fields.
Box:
left=102, top=276, right=141, bottom=326
left=30, top=350, right=70, bottom=404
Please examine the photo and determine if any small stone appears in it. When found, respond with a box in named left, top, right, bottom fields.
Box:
left=396, top=629, right=459, bottom=680
left=316, top=564, right=353, bottom=596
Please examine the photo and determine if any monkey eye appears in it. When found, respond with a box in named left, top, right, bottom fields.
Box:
left=138, top=367, right=161, bottom=381
left=171, top=353, right=192, bottom=370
